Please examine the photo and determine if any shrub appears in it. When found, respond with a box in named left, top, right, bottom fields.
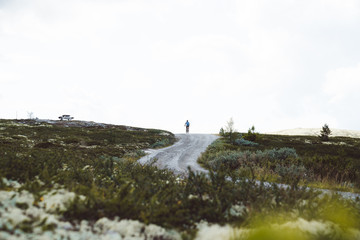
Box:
left=234, top=138, right=259, bottom=147
left=243, top=126, right=260, bottom=142
left=302, top=155, right=359, bottom=185
left=205, top=148, right=299, bottom=172
left=207, top=139, right=226, bottom=152
left=262, top=147, right=298, bottom=161
left=151, top=139, right=170, bottom=148
left=275, top=164, right=307, bottom=186
left=200, top=147, right=305, bottom=185
left=207, top=151, right=244, bottom=170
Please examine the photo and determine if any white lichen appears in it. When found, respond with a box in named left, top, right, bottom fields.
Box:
left=94, top=217, right=181, bottom=240
left=0, top=184, right=181, bottom=240
left=228, top=204, right=247, bottom=217
left=39, top=189, right=78, bottom=213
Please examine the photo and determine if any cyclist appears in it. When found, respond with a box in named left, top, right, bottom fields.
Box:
left=184, top=120, right=190, bottom=133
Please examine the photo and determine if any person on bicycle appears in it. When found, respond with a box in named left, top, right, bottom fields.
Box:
left=185, top=120, right=190, bottom=133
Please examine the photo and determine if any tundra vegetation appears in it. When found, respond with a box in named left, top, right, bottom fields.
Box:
left=0, top=119, right=360, bottom=239
left=208, top=123, right=360, bottom=192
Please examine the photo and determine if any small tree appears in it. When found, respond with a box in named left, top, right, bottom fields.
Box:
left=219, top=127, right=225, bottom=136
left=226, top=117, right=236, bottom=144
left=220, top=118, right=240, bottom=144
left=319, top=124, right=331, bottom=141
left=27, top=112, right=34, bottom=119
left=225, top=118, right=235, bottom=134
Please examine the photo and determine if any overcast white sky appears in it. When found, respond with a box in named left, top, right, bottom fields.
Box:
left=1, top=0, right=360, bottom=133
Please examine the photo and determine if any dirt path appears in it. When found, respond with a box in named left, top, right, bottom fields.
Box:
left=138, top=134, right=219, bottom=175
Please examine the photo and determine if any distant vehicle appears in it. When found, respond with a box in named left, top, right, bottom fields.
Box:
left=58, top=115, right=74, bottom=121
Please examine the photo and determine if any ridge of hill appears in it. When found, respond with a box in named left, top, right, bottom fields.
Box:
left=268, top=128, right=360, bottom=138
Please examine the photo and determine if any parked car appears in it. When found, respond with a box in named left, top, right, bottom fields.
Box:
left=59, top=115, right=74, bottom=121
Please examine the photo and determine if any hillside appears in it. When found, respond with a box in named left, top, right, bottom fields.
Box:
left=0, top=119, right=182, bottom=239
left=268, top=128, right=360, bottom=138
left=0, top=119, right=175, bottom=160
left=200, top=130, right=360, bottom=193
left=1, top=119, right=360, bottom=239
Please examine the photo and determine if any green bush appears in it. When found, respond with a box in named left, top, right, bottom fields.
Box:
left=259, top=147, right=298, bottom=161
left=243, top=126, right=260, bottom=142
left=302, top=155, right=359, bottom=186
left=235, top=138, right=259, bottom=147
left=151, top=138, right=170, bottom=148
left=275, top=164, right=307, bottom=186
left=203, top=148, right=300, bottom=172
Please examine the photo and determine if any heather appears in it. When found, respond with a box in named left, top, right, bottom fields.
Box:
left=1, top=119, right=360, bottom=239
left=199, top=131, right=360, bottom=192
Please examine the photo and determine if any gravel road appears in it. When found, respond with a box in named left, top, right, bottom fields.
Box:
left=138, top=134, right=219, bottom=175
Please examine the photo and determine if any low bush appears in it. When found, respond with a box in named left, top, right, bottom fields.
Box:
left=151, top=138, right=171, bottom=148
left=302, top=155, right=360, bottom=187
left=62, top=161, right=326, bottom=230
left=243, top=126, right=260, bottom=142
left=203, top=148, right=299, bottom=170
left=235, top=138, right=259, bottom=147
left=207, top=151, right=244, bottom=170
left=258, top=147, right=298, bottom=161
left=275, top=164, right=307, bottom=186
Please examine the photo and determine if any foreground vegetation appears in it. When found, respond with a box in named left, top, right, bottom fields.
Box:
left=1, top=119, right=360, bottom=239
left=199, top=130, right=360, bottom=193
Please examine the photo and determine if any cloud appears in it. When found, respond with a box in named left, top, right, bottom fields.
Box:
left=318, top=63, right=360, bottom=130
left=324, top=63, right=360, bottom=102
left=234, top=0, right=360, bottom=28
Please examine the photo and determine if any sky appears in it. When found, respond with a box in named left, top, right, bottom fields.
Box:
left=1, top=0, right=360, bottom=134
